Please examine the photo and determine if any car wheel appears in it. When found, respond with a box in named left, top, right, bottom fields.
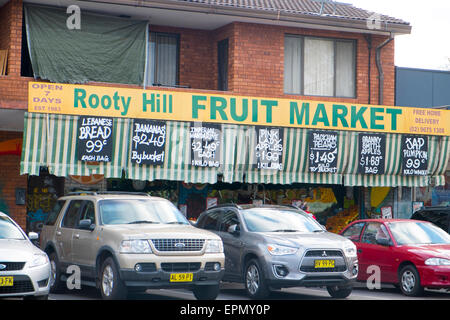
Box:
left=244, top=259, right=270, bottom=299
left=99, top=257, right=127, bottom=300
left=326, top=285, right=352, bottom=299
left=192, top=284, right=220, bottom=300
left=48, top=252, right=64, bottom=293
left=399, top=265, right=424, bottom=297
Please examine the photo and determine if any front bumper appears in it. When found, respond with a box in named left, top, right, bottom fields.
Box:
left=261, top=249, right=358, bottom=289
left=0, top=263, right=51, bottom=298
left=418, top=265, right=450, bottom=289
left=116, top=253, right=225, bottom=289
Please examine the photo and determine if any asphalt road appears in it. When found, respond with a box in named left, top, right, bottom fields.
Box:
left=48, top=282, right=450, bottom=301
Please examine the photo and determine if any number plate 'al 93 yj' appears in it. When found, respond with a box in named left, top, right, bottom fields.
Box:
left=0, top=276, right=14, bottom=287
left=169, top=273, right=193, bottom=282
left=314, top=259, right=335, bottom=269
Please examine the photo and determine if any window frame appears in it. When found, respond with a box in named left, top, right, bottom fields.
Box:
left=284, top=34, right=357, bottom=99
left=148, top=31, right=180, bottom=87
left=217, top=38, right=229, bottom=91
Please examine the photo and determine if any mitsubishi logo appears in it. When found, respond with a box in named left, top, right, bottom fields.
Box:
left=322, top=251, right=327, bottom=257
left=0, top=264, right=6, bottom=270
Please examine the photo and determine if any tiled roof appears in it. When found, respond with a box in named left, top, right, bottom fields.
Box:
left=176, top=0, right=409, bottom=25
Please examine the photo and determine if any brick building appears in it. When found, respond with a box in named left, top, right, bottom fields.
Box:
left=0, top=0, right=448, bottom=233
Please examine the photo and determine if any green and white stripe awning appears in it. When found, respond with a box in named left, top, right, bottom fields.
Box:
left=21, top=112, right=449, bottom=187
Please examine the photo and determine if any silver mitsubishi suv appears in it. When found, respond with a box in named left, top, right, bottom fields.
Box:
left=40, top=192, right=225, bottom=300
left=196, top=204, right=359, bottom=299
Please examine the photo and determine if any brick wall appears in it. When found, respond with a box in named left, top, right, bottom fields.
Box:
left=0, top=130, right=27, bottom=230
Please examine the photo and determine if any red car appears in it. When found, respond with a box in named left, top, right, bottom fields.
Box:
left=340, top=219, right=450, bottom=296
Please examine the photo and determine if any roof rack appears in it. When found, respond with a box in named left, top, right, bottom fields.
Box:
left=66, top=191, right=151, bottom=197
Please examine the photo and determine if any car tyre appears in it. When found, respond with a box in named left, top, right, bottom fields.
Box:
left=326, top=285, right=352, bottom=299
left=399, top=265, right=424, bottom=297
left=48, top=252, right=65, bottom=293
left=192, top=284, right=220, bottom=300
left=99, top=257, right=127, bottom=300
left=244, top=259, right=270, bottom=299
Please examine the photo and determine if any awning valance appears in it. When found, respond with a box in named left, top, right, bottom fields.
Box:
left=20, top=112, right=449, bottom=186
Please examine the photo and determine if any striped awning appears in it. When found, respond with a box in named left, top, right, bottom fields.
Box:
left=20, top=112, right=449, bottom=186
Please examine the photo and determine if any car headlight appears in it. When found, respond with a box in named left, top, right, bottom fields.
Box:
left=205, top=239, right=223, bottom=253
left=267, top=244, right=298, bottom=256
left=425, top=258, right=450, bottom=266
left=120, top=240, right=152, bottom=254
left=28, top=253, right=49, bottom=268
left=344, top=242, right=357, bottom=258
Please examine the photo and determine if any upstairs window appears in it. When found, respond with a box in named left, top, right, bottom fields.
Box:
left=217, top=38, right=229, bottom=91
left=284, top=35, right=356, bottom=98
left=148, top=32, right=179, bottom=87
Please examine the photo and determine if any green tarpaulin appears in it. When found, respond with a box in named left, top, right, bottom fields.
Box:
left=24, top=4, right=147, bottom=85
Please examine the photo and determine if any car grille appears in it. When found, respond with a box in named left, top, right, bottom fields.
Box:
left=151, top=239, right=205, bottom=252
left=0, top=262, right=26, bottom=271
left=0, top=275, right=34, bottom=294
left=161, top=263, right=201, bottom=272
left=304, top=250, right=343, bottom=257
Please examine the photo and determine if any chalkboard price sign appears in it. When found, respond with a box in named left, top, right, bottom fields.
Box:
left=358, top=133, right=386, bottom=175
left=77, top=116, right=113, bottom=162
left=131, top=119, right=166, bottom=165
left=190, top=123, right=221, bottom=168
left=254, top=127, right=283, bottom=170
left=401, top=135, right=428, bottom=176
left=308, top=130, right=338, bottom=173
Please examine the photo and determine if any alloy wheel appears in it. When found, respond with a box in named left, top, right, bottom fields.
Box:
left=102, top=265, right=114, bottom=297
left=246, top=264, right=260, bottom=295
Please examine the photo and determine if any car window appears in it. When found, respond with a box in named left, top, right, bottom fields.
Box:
left=62, top=200, right=83, bottom=229
left=361, top=222, right=389, bottom=245
left=197, top=209, right=221, bottom=231
left=219, top=210, right=240, bottom=232
left=388, top=221, right=450, bottom=245
left=341, top=222, right=365, bottom=242
left=45, top=200, right=66, bottom=226
left=0, top=216, right=25, bottom=240
left=78, top=201, right=96, bottom=227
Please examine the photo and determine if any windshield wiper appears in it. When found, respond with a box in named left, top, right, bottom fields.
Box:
left=270, top=229, right=300, bottom=232
left=128, top=220, right=159, bottom=224
left=166, top=221, right=188, bottom=225
left=313, top=229, right=325, bottom=233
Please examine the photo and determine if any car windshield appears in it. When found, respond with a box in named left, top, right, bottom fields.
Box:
left=0, top=216, right=25, bottom=240
left=242, top=208, right=323, bottom=233
left=388, top=221, right=450, bottom=245
left=99, top=199, right=189, bottom=225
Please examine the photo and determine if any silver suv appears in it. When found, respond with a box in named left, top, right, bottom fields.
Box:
left=40, top=192, right=225, bottom=300
left=196, top=204, right=358, bottom=299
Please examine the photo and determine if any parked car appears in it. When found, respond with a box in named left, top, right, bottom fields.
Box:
left=196, top=204, right=359, bottom=299
left=0, top=211, right=51, bottom=300
left=40, top=192, right=225, bottom=300
left=411, top=206, right=450, bottom=234
left=340, top=219, right=450, bottom=296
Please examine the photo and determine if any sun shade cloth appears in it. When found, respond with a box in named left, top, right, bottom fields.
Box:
left=24, top=4, right=147, bottom=85
left=20, top=112, right=449, bottom=187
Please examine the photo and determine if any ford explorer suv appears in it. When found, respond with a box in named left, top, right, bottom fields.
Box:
left=196, top=204, right=358, bottom=299
left=40, top=192, right=225, bottom=300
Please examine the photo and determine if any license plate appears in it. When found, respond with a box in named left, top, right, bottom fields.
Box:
left=0, top=276, right=13, bottom=287
left=169, top=273, right=193, bottom=282
left=314, top=259, right=335, bottom=269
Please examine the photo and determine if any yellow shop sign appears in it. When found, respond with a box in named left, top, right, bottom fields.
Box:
left=28, top=82, right=450, bottom=136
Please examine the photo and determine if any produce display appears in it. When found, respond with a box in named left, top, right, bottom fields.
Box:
left=325, top=205, right=359, bottom=234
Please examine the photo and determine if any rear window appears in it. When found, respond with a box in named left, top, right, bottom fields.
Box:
left=45, top=200, right=66, bottom=226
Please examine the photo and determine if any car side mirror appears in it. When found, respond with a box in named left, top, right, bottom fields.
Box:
left=227, top=224, right=240, bottom=236
left=376, top=237, right=391, bottom=246
left=79, top=219, right=95, bottom=231
left=28, top=232, right=39, bottom=240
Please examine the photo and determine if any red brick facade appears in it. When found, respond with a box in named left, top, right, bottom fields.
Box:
left=0, top=0, right=397, bottom=230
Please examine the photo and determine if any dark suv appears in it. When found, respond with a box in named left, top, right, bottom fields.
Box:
left=196, top=204, right=359, bottom=299
left=411, top=206, right=450, bottom=233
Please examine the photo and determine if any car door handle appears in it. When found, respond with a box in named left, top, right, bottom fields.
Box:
left=74, top=234, right=80, bottom=239
left=56, top=231, right=61, bottom=236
